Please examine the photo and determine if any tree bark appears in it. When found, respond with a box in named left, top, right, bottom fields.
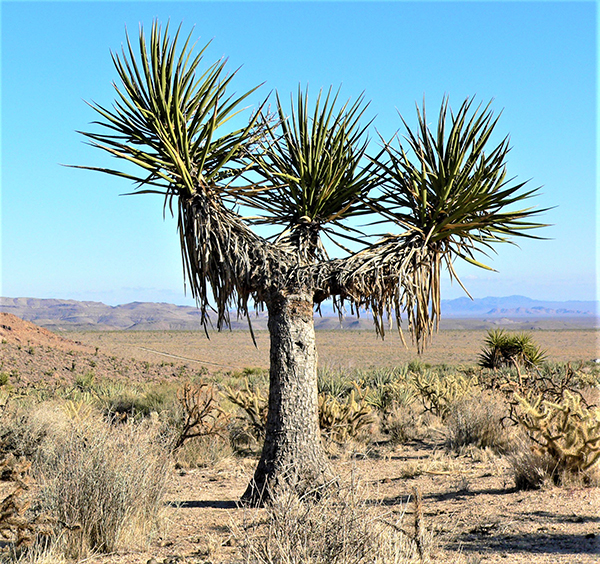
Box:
left=241, top=290, right=332, bottom=505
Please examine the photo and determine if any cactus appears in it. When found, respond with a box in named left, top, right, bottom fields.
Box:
left=0, top=454, right=54, bottom=548
left=318, top=383, right=375, bottom=442
left=412, top=371, right=477, bottom=419
left=224, top=379, right=268, bottom=439
left=516, top=391, right=600, bottom=481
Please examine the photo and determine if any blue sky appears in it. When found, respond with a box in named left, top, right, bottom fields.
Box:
left=1, top=1, right=596, bottom=306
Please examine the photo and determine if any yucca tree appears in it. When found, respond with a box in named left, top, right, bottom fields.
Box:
left=80, top=22, right=546, bottom=505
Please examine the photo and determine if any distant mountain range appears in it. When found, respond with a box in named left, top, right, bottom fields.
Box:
left=0, top=296, right=597, bottom=332
left=437, top=296, right=597, bottom=318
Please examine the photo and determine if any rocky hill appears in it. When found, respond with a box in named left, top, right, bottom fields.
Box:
left=0, top=296, right=597, bottom=332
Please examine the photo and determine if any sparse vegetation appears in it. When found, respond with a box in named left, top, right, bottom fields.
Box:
left=1, top=405, right=169, bottom=560
left=235, top=474, right=430, bottom=564
left=445, top=393, right=511, bottom=452
left=171, top=382, right=230, bottom=451
left=412, top=369, right=477, bottom=419
left=1, top=320, right=598, bottom=562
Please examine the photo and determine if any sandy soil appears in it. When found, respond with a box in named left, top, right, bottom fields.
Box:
left=63, top=328, right=599, bottom=373
left=82, top=441, right=600, bottom=564
left=1, top=316, right=599, bottom=562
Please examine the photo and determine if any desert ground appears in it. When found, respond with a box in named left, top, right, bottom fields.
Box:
left=63, top=327, right=599, bottom=373
left=0, top=316, right=598, bottom=563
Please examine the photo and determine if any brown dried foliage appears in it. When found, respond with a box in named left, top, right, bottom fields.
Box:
left=172, top=382, right=230, bottom=451
left=0, top=454, right=54, bottom=549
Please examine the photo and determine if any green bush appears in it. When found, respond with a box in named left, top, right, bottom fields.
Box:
left=317, top=367, right=356, bottom=399
left=479, top=329, right=546, bottom=369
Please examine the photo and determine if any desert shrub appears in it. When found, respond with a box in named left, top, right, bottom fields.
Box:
left=0, top=539, right=68, bottom=564
left=478, top=329, right=546, bottom=369
left=93, top=380, right=178, bottom=421
left=228, top=367, right=269, bottom=390
left=0, top=372, right=9, bottom=387
left=73, top=371, right=95, bottom=391
left=407, top=359, right=430, bottom=375
left=171, top=382, right=230, bottom=451
left=367, top=382, right=417, bottom=414
left=484, top=362, right=589, bottom=400
left=383, top=403, right=432, bottom=444
left=318, top=384, right=375, bottom=443
left=412, top=370, right=477, bottom=419
left=514, top=391, right=600, bottom=484
left=445, top=393, right=511, bottom=453
left=0, top=402, right=69, bottom=459
left=224, top=378, right=268, bottom=440
left=508, top=434, right=557, bottom=490
left=34, top=412, right=169, bottom=558
left=235, top=475, right=429, bottom=564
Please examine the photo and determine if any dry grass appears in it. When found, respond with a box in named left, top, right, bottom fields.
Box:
left=0, top=404, right=170, bottom=561
left=445, top=392, right=512, bottom=453
left=234, top=473, right=433, bottom=564
left=63, top=328, right=599, bottom=373
left=35, top=414, right=170, bottom=558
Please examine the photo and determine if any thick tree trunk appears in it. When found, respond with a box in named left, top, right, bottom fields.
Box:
left=241, top=291, right=332, bottom=505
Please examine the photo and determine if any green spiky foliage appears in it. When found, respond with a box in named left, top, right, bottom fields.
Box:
left=244, top=87, right=378, bottom=260
left=516, top=391, right=600, bottom=481
left=76, top=21, right=267, bottom=332
left=479, top=329, right=547, bottom=369
left=80, top=22, right=260, bottom=198
left=78, top=23, right=547, bottom=351
left=374, top=98, right=548, bottom=348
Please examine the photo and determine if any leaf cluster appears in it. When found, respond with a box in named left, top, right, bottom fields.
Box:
left=245, top=87, right=379, bottom=259
left=78, top=21, right=262, bottom=201
left=79, top=21, right=550, bottom=351
left=479, top=329, right=547, bottom=369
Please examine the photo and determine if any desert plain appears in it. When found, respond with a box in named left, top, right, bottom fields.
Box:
left=0, top=316, right=599, bottom=563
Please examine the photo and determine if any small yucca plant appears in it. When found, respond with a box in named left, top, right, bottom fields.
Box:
left=479, top=329, right=547, bottom=369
